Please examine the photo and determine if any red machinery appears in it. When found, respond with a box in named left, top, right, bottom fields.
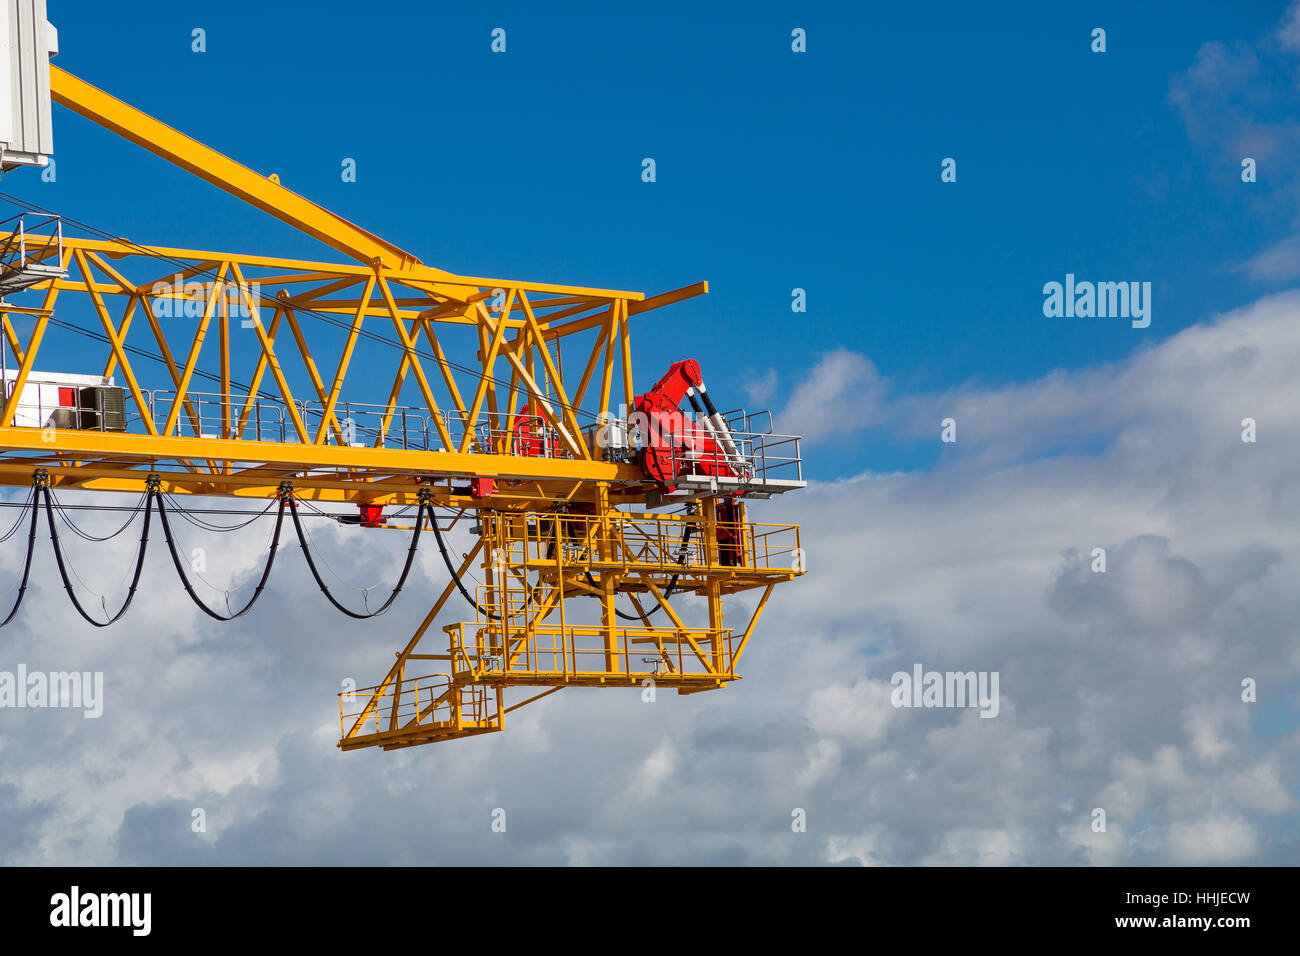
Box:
left=511, top=399, right=547, bottom=458
left=357, top=504, right=386, bottom=527
left=632, top=359, right=746, bottom=490
left=355, top=361, right=747, bottom=528
left=633, top=360, right=747, bottom=567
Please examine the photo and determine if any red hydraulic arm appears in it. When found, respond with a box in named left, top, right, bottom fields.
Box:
left=633, top=359, right=746, bottom=490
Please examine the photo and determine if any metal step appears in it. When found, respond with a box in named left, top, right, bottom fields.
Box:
left=0, top=260, right=64, bottom=297
left=672, top=474, right=807, bottom=496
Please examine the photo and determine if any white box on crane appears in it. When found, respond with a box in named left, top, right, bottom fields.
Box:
left=2, top=368, right=123, bottom=430
left=0, top=0, right=57, bottom=171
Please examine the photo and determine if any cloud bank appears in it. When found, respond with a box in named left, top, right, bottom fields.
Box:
left=1, top=292, right=1298, bottom=865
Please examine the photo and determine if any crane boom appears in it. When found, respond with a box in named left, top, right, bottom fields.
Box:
left=47, top=65, right=430, bottom=273
left=0, top=1, right=806, bottom=750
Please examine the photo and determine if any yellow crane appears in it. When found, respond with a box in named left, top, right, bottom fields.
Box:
left=0, top=2, right=805, bottom=750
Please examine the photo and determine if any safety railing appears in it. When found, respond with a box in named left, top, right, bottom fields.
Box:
left=300, top=399, right=448, bottom=451
left=145, top=389, right=287, bottom=441
left=3, top=351, right=801, bottom=481
left=744, top=522, right=804, bottom=571
left=747, top=431, right=803, bottom=483
left=338, top=672, right=496, bottom=743
left=2, top=379, right=129, bottom=432
left=720, top=407, right=773, bottom=436
left=459, top=413, right=562, bottom=458
left=143, top=390, right=456, bottom=449
left=0, top=215, right=65, bottom=300
left=445, top=616, right=737, bottom=683
left=491, top=511, right=801, bottom=574
left=662, top=430, right=803, bottom=487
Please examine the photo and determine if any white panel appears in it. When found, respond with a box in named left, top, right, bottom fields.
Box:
left=0, top=0, right=55, bottom=170
left=0, top=8, right=14, bottom=150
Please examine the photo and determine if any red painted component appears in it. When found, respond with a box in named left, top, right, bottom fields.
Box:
left=58, top=387, right=77, bottom=407
left=644, top=359, right=702, bottom=406
left=512, top=401, right=545, bottom=457
left=632, top=359, right=732, bottom=490
left=358, top=504, right=384, bottom=527
left=716, top=498, right=741, bottom=566
left=471, top=476, right=496, bottom=498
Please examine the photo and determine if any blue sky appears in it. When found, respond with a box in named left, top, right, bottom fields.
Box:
left=9, top=0, right=1290, bottom=478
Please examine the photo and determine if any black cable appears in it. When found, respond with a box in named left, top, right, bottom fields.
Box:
left=585, top=522, right=694, bottom=621
left=292, top=497, right=336, bottom=518
left=288, top=496, right=424, bottom=619
left=0, top=488, right=34, bottom=544
left=49, top=489, right=148, bottom=541
left=0, top=499, right=351, bottom=519
left=162, top=492, right=276, bottom=532
left=428, top=507, right=499, bottom=620
left=0, top=487, right=42, bottom=627
left=154, top=490, right=286, bottom=621
left=43, top=485, right=151, bottom=627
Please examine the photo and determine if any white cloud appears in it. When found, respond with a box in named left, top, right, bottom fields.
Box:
left=1165, top=815, right=1260, bottom=863
left=776, top=348, right=883, bottom=441
left=1278, top=1, right=1300, bottom=52
left=741, top=367, right=778, bottom=407
left=628, top=741, right=678, bottom=800
left=826, top=830, right=888, bottom=866
left=1170, top=5, right=1300, bottom=277
left=1227, top=761, right=1296, bottom=814
left=1098, top=747, right=1192, bottom=821
left=921, top=828, right=1029, bottom=866
left=1, top=293, right=1298, bottom=864
left=1237, top=234, right=1300, bottom=281
left=804, top=679, right=895, bottom=746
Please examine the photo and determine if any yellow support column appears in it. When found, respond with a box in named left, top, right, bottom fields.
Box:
left=485, top=513, right=501, bottom=665
left=702, top=501, right=725, bottom=673
left=596, top=482, right=619, bottom=674
left=219, top=280, right=230, bottom=445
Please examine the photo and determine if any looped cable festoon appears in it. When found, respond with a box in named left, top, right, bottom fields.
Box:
left=585, top=521, right=694, bottom=622
left=154, top=476, right=288, bottom=621
left=3, top=474, right=430, bottom=627
left=288, top=484, right=425, bottom=620
left=0, top=481, right=43, bottom=629
left=427, top=492, right=500, bottom=621
left=42, top=470, right=153, bottom=628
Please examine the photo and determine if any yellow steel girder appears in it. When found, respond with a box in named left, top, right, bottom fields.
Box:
left=0, top=58, right=795, bottom=755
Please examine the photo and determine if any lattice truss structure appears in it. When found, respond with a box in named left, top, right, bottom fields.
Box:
left=0, top=62, right=806, bottom=749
